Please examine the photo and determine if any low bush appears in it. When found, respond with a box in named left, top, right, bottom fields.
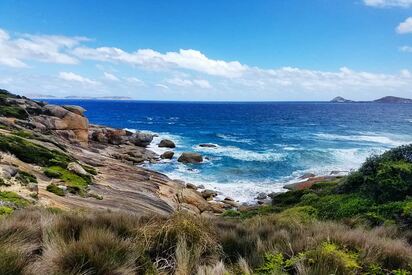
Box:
left=0, top=134, right=71, bottom=167
left=46, top=184, right=65, bottom=196
left=44, top=166, right=90, bottom=196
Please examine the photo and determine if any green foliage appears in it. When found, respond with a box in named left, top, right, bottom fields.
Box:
left=0, top=106, right=28, bottom=120
left=11, top=130, right=33, bottom=139
left=0, top=134, right=71, bottom=167
left=0, top=206, right=13, bottom=215
left=81, top=164, right=98, bottom=175
left=45, top=166, right=89, bottom=196
left=276, top=206, right=318, bottom=223
left=16, top=170, right=37, bottom=185
left=0, top=191, right=30, bottom=208
left=255, top=252, right=286, bottom=274
left=46, top=184, right=65, bottom=196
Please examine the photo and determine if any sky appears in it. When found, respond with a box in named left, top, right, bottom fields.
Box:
left=0, top=0, right=412, bottom=101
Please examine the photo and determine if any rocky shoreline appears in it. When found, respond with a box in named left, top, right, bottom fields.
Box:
left=0, top=88, right=346, bottom=216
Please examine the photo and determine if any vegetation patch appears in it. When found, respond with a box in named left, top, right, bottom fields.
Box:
left=0, top=134, right=71, bottom=167
left=46, top=184, right=65, bottom=196
left=0, top=191, right=30, bottom=208
left=45, top=166, right=89, bottom=196
left=0, top=106, right=28, bottom=120
left=16, top=170, right=37, bottom=185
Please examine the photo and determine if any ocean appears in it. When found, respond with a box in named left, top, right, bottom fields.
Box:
left=44, top=100, right=412, bottom=202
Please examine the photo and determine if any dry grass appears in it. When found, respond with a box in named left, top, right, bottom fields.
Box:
left=0, top=207, right=410, bottom=274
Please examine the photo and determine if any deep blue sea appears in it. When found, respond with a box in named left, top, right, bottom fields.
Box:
left=45, top=100, right=412, bottom=202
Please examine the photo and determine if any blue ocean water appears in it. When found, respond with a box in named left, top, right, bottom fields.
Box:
left=45, top=100, right=412, bottom=202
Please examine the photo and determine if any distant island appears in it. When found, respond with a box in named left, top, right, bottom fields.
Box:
left=28, top=94, right=133, bottom=100
left=330, top=95, right=412, bottom=103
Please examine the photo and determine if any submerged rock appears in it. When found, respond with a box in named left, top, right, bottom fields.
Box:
left=178, top=152, right=203, bottom=163
left=199, top=143, right=218, bottom=148
left=256, top=192, right=267, bottom=200
left=158, top=139, right=175, bottom=148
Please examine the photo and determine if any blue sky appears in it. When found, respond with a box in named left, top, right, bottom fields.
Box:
left=0, top=0, right=412, bottom=101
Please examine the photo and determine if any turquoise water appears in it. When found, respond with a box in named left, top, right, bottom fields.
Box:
left=45, top=100, right=412, bottom=202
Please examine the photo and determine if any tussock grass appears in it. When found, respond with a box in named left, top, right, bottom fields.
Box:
left=0, top=208, right=410, bottom=274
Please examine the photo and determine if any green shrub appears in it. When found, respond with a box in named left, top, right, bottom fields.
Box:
left=11, top=130, right=33, bottom=139
left=0, top=206, right=13, bottom=215
left=0, top=106, right=28, bottom=120
left=276, top=206, right=318, bottom=223
left=46, top=184, right=65, bottom=196
left=16, top=170, right=37, bottom=185
left=0, top=134, right=71, bottom=167
left=0, top=191, right=30, bottom=208
left=44, top=166, right=89, bottom=196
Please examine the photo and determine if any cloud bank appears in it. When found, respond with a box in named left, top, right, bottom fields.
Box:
left=0, top=27, right=412, bottom=101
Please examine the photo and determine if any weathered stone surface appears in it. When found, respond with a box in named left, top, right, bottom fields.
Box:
left=160, top=151, right=174, bottom=159
left=158, top=139, right=176, bottom=148
left=178, top=188, right=210, bottom=212
left=0, top=165, right=18, bottom=179
left=201, top=189, right=218, bottom=200
left=178, top=152, right=203, bottom=163
left=256, top=192, right=267, bottom=200
left=186, top=183, right=197, bottom=190
left=130, top=132, right=153, bottom=147
left=63, top=105, right=86, bottom=116
left=67, top=162, right=88, bottom=176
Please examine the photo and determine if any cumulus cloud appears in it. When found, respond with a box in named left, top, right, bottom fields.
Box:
left=0, top=28, right=86, bottom=68
left=400, top=45, right=412, bottom=52
left=103, top=72, right=119, bottom=81
left=363, top=0, right=412, bottom=7
left=58, top=72, right=99, bottom=85
left=72, top=47, right=247, bottom=78
left=397, top=17, right=412, bottom=34
left=165, top=77, right=212, bottom=89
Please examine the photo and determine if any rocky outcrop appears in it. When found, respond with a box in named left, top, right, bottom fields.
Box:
left=199, top=143, right=218, bottom=148
left=130, top=132, right=154, bottom=147
left=160, top=151, right=174, bottom=159
left=178, top=152, right=203, bottom=163
left=158, top=139, right=175, bottom=148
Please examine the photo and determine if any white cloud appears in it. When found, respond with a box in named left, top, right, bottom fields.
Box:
left=166, top=77, right=212, bottom=89
left=103, top=72, right=119, bottom=81
left=400, top=45, right=412, bottom=52
left=0, top=28, right=86, bottom=68
left=124, top=77, right=144, bottom=85
left=397, top=17, right=412, bottom=34
left=155, top=84, right=169, bottom=89
left=363, top=0, right=412, bottom=7
left=58, top=72, right=99, bottom=85
left=72, top=47, right=247, bottom=78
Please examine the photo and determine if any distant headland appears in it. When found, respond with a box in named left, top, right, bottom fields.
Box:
left=331, top=95, right=412, bottom=103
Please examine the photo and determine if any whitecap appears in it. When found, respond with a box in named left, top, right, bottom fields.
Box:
left=216, top=134, right=254, bottom=144
left=314, top=132, right=412, bottom=147
left=194, top=144, right=284, bottom=162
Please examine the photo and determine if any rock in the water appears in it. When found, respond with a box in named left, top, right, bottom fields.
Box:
left=199, top=143, right=218, bottom=148
left=160, top=151, right=174, bottom=159
left=67, top=162, right=88, bottom=176
left=158, top=139, right=176, bottom=148
left=131, top=132, right=153, bottom=147
left=256, top=192, right=267, bottom=200
left=178, top=152, right=203, bottom=163
left=201, top=189, right=218, bottom=200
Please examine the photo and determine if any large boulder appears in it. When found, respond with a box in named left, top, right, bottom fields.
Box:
left=67, top=162, right=88, bottom=176
left=62, top=105, right=86, bottom=116
left=158, top=139, right=175, bottom=148
left=178, top=188, right=210, bottom=212
left=160, top=151, right=174, bottom=159
left=178, top=152, right=203, bottom=163
left=130, top=132, right=153, bottom=147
